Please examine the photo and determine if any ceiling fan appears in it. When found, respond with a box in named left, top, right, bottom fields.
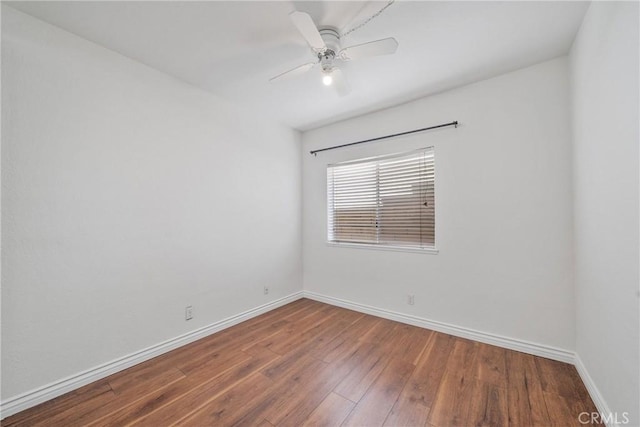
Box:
left=270, top=10, right=399, bottom=96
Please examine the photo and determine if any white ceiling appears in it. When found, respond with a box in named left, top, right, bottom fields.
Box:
left=7, top=1, right=589, bottom=131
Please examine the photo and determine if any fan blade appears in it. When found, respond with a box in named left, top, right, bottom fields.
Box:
left=270, top=62, right=316, bottom=82
left=290, top=11, right=326, bottom=51
left=340, top=37, right=398, bottom=61
left=331, top=69, right=350, bottom=97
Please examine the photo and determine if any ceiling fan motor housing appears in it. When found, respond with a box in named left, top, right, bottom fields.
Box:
left=319, top=28, right=341, bottom=54
left=318, top=28, right=340, bottom=72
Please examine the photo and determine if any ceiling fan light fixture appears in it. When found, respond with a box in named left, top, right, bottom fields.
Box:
left=322, top=72, right=333, bottom=86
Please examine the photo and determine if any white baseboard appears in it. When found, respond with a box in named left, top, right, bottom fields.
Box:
left=303, top=291, right=575, bottom=364
left=574, top=354, right=618, bottom=427
left=0, top=291, right=304, bottom=419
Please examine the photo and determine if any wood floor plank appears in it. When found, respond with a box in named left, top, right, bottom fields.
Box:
left=301, top=392, right=355, bottom=427
left=260, top=347, right=321, bottom=381
left=236, top=298, right=317, bottom=329
left=176, top=372, right=274, bottom=426
left=342, top=358, right=415, bottom=426
left=383, top=393, right=431, bottom=427
left=222, top=318, right=291, bottom=349
left=200, top=299, right=318, bottom=351
left=565, top=364, right=600, bottom=414
left=176, top=345, right=250, bottom=376
left=382, top=333, right=445, bottom=427
left=543, top=391, right=582, bottom=427
left=108, top=364, right=184, bottom=396
left=2, top=299, right=599, bottom=427
left=262, top=337, right=369, bottom=427
left=310, top=316, right=382, bottom=363
left=243, top=340, right=281, bottom=360
left=173, top=318, right=287, bottom=373
left=264, top=361, right=346, bottom=426
left=360, top=317, right=399, bottom=345
left=506, top=351, right=551, bottom=426
left=401, top=332, right=455, bottom=408
left=272, top=307, right=365, bottom=357
left=427, top=338, right=479, bottom=426
left=333, top=343, right=390, bottom=402
left=226, top=355, right=328, bottom=426
left=550, top=368, right=603, bottom=426
left=250, top=304, right=338, bottom=356
left=93, top=351, right=257, bottom=427
left=92, top=378, right=197, bottom=427
left=475, top=343, right=507, bottom=388
left=466, top=380, right=508, bottom=427
left=388, top=324, right=434, bottom=365
left=1, top=380, right=114, bottom=427
left=25, top=384, right=117, bottom=427
left=536, top=357, right=580, bottom=400
left=128, top=349, right=278, bottom=426
left=42, top=369, right=186, bottom=427
left=266, top=308, right=343, bottom=355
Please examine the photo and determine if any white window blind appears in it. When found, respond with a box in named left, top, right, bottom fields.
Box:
left=327, top=148, right=435, bottom=249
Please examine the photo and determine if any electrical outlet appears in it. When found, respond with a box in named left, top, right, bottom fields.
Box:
left=264, top=286, right=269, bottom=295
left=408, top=295, right=415, bottom=305
left=185, top=305, right=193, bottom=321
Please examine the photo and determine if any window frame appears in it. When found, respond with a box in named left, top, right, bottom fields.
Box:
left=326, top=148, right=438, bottom=254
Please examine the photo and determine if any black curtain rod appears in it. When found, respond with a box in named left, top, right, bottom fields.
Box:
left=310, top=120, right=458, bottom=156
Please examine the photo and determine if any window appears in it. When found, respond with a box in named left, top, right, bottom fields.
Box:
left=327, top=148, right=435, bottom=250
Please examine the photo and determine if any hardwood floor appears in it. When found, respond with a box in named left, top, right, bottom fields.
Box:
left=2, top=298, right=601, bottom=426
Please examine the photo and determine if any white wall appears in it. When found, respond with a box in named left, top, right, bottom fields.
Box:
left=570, top=2, right=640, bottom=424
left=303, top=57, right=574, bottom=351
left=1, top=6, right=302, bottom=400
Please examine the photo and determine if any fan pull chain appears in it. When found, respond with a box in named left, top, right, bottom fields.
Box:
left=341, top=0, right=396, bottom=38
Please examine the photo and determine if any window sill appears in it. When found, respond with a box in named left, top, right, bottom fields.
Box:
left=326, top=241, right=439, bottom=255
